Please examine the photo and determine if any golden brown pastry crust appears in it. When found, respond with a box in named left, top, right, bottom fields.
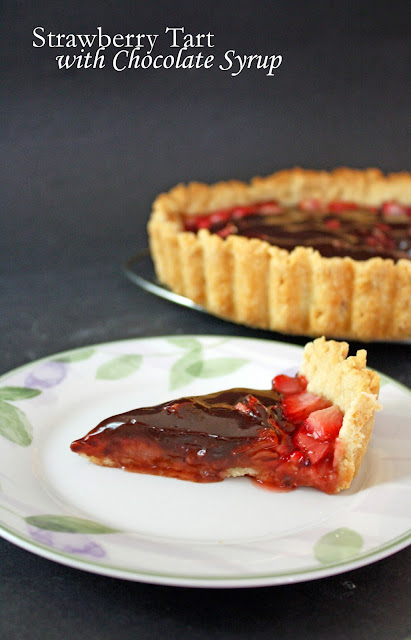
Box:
left=148, top=168, right=411, bottom=341
left=299, top=337, right=381, bottom=491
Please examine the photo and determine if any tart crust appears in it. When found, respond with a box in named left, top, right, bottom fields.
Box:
left=299, top=337, right=380, bottom=491
left=148, top=168, right=411, bottom=341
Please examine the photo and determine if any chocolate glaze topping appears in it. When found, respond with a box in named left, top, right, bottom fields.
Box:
left=70, top=384, right=340, bottom=491
left=185, top=203, right=411, bottom=261
left=74, top=387, right=288, bottom=443
left=70, top=388, right=297, bottom=483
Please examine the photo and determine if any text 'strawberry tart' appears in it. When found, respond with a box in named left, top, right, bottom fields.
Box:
left=71, top=337, right=381, bottom=494
left=147, top=168, right=411, bottom=341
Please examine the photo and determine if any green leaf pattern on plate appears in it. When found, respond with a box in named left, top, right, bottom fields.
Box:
left=55, top=347, right=96, bottom=363
left=169, top=346, right=204, bottom=390
left=25, top=515, right=119, bottom=534
left=96, top=355, right=143, bottom=380
left=166, top=337, right=202, bottom=350
left=0, top=337, right=247, bottom=445
left=169, top=339, right=248, bottom=390
left=314, top=527, right=364, bottom=564
left=0, top=387, right=41, bottom=401
left=0, top=400, right=33, bottom=446
left=187, top=357, right=248, bottom=378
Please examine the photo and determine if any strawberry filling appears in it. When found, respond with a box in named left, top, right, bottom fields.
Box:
left=71, top=374, right=345, bottom=494
left=182, top=199, right=410, bottom=262
left=282, top=392, right=331, bottom=422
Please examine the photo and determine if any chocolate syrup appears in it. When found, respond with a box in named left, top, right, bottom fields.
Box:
left=71, top=388, right=295, bottom=482
left=186, top=205, right=410, bottom=261
left=71, top=387, right=339, bottom=492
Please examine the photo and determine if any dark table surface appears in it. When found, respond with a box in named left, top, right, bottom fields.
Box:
left=1, top=2, right=410, bottom=639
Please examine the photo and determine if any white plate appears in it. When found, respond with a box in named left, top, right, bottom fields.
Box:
left=0, top=335, right=410, bottom=588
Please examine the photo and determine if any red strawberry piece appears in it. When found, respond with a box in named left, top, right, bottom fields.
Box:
left=298, top=375, right=308, bottom=389
left=383, top=237, right=395, bottom=250
left=275, top=442, right=291, bottom=458
left=324, top=218, right=342, bottom=230
left=371, top=227, right=388, bottom=243
left=382, top=201, right=408, bottom=218
left=328, top=201, right=358, bottom=213
left=235, top=395, right=257, bottom=415
left=305, top=405, right=343, bottom=441
left=195, top=215, right=214, bottom=229
left=365, top=235, right=378, bottom=247
left=231, top=205, right=256, bottom=219
left=165, top=401, right=191, bottom=414
left=294, top=428, right=331, bottom=464
left=282, top=392, right=331, bottom=422
left=257, top=201, right=283, bottom=215
left=374, top=223, right=391, bottom=232
left=184, top=219, right=198, bottom=232
left=272, top=374, right=307, bottom=395
left=370, top=226, right=395, bottom=250
left=299, top=198, right=327, bottom=212
left=217, top=223, right=238, bottom=238
left=209, top=210, right=231, bottom=225
left=235, top=394, right=268, bottom=421
left=287, top=450, right=307, bottom=466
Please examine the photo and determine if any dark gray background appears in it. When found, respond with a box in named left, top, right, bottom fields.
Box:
left=1, top=2, right=410, bottom=639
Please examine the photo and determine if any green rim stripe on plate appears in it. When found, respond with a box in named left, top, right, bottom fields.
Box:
left=1, top=520, right=409, bottom=582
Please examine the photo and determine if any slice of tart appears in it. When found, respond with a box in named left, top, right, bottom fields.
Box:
left=148, top=168, right=411, bottom=341
left=71, top=338, right=381, bottom=494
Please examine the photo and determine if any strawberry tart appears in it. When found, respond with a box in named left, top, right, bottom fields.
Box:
left=148, top=168, right=411, bottom=341
left=71, top=337, right=381, bottom=494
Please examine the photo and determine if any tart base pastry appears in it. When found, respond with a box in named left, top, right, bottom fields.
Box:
left=148, top=168, right=411, bottom=341
left=71, top=337, right=381, bottom=494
